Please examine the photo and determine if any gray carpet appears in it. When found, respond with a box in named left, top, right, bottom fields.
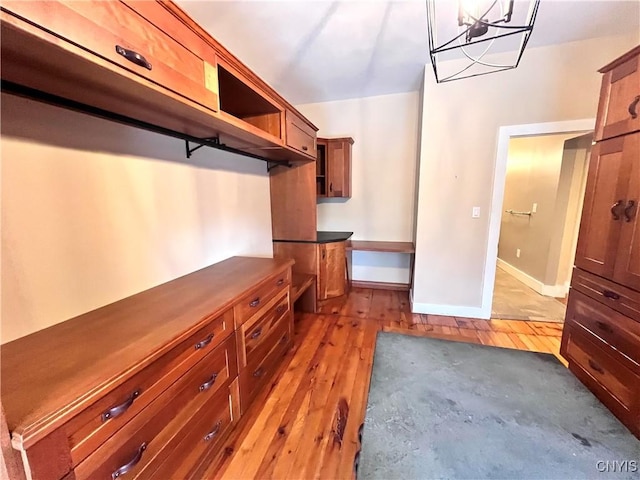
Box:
left=360, top=333, right=639, bottom=479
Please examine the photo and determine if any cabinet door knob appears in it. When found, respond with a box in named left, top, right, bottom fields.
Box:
left=629, top=95, right=640, bottom=119
left=610, top=200, right=624, bottom=220
left=115, top=45, right=152, bottom=70
left=623, top=200, right=636, bottom=222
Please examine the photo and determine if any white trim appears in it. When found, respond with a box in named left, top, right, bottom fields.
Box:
left=411, top=301, right=488, bottom=319
left=497, top=259, right=568, bottom=298
left=482, top=119, right=595, bottom=315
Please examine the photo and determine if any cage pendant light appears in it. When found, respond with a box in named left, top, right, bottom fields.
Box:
left=426, top=0, right=540, bottom=83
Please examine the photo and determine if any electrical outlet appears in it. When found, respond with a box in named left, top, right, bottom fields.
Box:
left=516, top=248, right=521, bottom=258
left=532, top=203, right=538, bottom=213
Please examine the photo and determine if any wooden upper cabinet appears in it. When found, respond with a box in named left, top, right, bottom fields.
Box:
left=0, top=0, right=317, bottom=163
left=575, top=136, right=629, bottom=278
left=316, top=137, right=354, bottom=198
left=595, top=46, right=640, bottom=142
left=613, top=132, right=640, bottom=290
left=1, top=0, right=219, bottom=112
left=285, top=111, right=317, bottom=159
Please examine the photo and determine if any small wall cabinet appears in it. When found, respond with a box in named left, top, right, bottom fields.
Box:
left=316, top=137, right=354, bottom=198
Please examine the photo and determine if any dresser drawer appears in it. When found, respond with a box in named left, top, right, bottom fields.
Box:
left=285, top=111, right=316, bottom=158
left=595, top=49, right=640, bottom=141
left=1, top=0, right=218, bottom=111
left=234, top=268, right=290, bottom=327
left=566, top=290, right=640, bottom=365
left=239, top=319, right=292, bottom=414
left=572, top=268, right=640, bottom=322
left=66, top=309, right=234, bottom=466
left=239, top=290, right=290, bottom=367
left=73, top=334, right=237, bottom=479
left=564, top=326, right=639, bottom=415
left=137, top=382, right=236, bottom=480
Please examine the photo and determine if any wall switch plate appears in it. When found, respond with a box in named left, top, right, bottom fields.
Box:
left=472, top=206, right=481, bottom=218
left=516, top=248, right=521, bottom=258
left=532, top=203, right=538, bottom=213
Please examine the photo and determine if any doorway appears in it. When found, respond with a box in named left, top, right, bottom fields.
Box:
left=491, top=131, right=593, bottom=323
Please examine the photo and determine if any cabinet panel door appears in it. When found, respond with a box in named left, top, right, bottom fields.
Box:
left=327, top=141, right=347, bottom=197
left=317, top=242, right=346, bottom=300
left=595, top=52, right=640, bottom=141
left=575, top=137, right=628, bottom=278
left=613, top=132, right=640, bottom=290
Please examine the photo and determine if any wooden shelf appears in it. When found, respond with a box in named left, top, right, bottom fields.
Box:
left=346, top=241, right=415, bottom=254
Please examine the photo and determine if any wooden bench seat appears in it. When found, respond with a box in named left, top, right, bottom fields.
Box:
left=291, top=273, right=317, bottom=313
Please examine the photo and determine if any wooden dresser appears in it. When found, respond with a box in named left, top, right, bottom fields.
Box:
left=560, top=45, right=640, bottom=438
left=1, top=256, right=294, bottom=480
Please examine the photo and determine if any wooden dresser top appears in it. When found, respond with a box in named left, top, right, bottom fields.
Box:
left=1, top=256, right=293, bottom=445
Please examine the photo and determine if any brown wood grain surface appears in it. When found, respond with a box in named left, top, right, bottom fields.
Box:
left=1, top=257, right=293, bottom=450
left=346, top=240, right=415, bottom=253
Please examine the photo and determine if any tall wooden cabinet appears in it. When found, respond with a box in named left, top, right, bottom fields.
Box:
left=561, top=45, right=640, bottom=438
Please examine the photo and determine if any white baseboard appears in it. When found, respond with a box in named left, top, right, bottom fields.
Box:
left=410, top=301, right=489, bottom=320
left=497, top=259, right=568, bottom=298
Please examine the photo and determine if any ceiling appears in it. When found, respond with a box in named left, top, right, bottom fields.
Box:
left=177, top=1, right=640, bottom=104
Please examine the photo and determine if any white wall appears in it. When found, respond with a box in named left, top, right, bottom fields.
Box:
left=1, top=94, right=273, bottom=344
left=413, top=34, right=639, bottom=317
left=295, top=92, right=420, bottom=284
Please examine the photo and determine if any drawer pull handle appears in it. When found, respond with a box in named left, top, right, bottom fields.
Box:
left=629, top=95, right=640, bottom=119
left=277, top=278, right=284, bottom=286
left=112, top=442, right=147, bottom=479
left=102, top=390, right=140, bottom=422
left=610, top=200, right=624, bottom=220
left=602, top=289, right=620, bottom=300
left=302, top=145, right=309, bottom=151
left=624, top=200, right=636, bottom=222
left=250, top=297, right=261, bottom=308
left=595, top=321, right=613, bottom=334
left=195, top=334, right=214, bottom=350
left=276, top=304, right=287, bottom=315
left=199, top=373, right=219, bottom=392
left=253, top=367, right=265, bottom=378
left=115, top=45, right=152, bottom=71
left=588, top=359, right=605, bottom=375
left=204, top=420, right=223, bottom=442
left=250, top=327, right=262, bottom=340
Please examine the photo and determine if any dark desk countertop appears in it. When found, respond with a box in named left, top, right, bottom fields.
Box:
left=273, top=231, right=353, bottom=244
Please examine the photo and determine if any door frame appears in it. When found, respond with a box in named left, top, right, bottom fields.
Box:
left=480, top=119, right=596, bottom=318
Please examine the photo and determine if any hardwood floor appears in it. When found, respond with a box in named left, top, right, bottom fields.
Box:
left=206, top=288, right=565, bottom=479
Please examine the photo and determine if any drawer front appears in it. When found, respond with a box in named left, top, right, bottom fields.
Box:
left=234, top=268, right=290, bottom=327
left=566, top=289, right=640, bottom=365
left=137, top=383, right=235, bottom=480
left=239, top=320, right=292, bottom=414
left=65, top=309, right=234, bottom=466
left=564, top=326, right=639, bottom=412
left=595, top=51, right=640, bottom=141
left=285, top=111, right=316, bottom=158
left=240, top=291, right=290, bottom=367
left=73, top=335, right=237, bottom=479
left=572, top=268, right=640, bottom=322
left=1, top=1, right=218, bottom=111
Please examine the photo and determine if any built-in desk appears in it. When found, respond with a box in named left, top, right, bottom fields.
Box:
left=346, top=241, right=416, bottom=291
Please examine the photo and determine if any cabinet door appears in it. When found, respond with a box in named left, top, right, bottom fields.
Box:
left=327, top=140, right=351, bottom=198
left=317, top=242, right=346, bottom=300
left=574, top=137, right=628, bottom=278
left=595, top=51, right=640, bottom=141
left=613, top=132, right=640, bottom=290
